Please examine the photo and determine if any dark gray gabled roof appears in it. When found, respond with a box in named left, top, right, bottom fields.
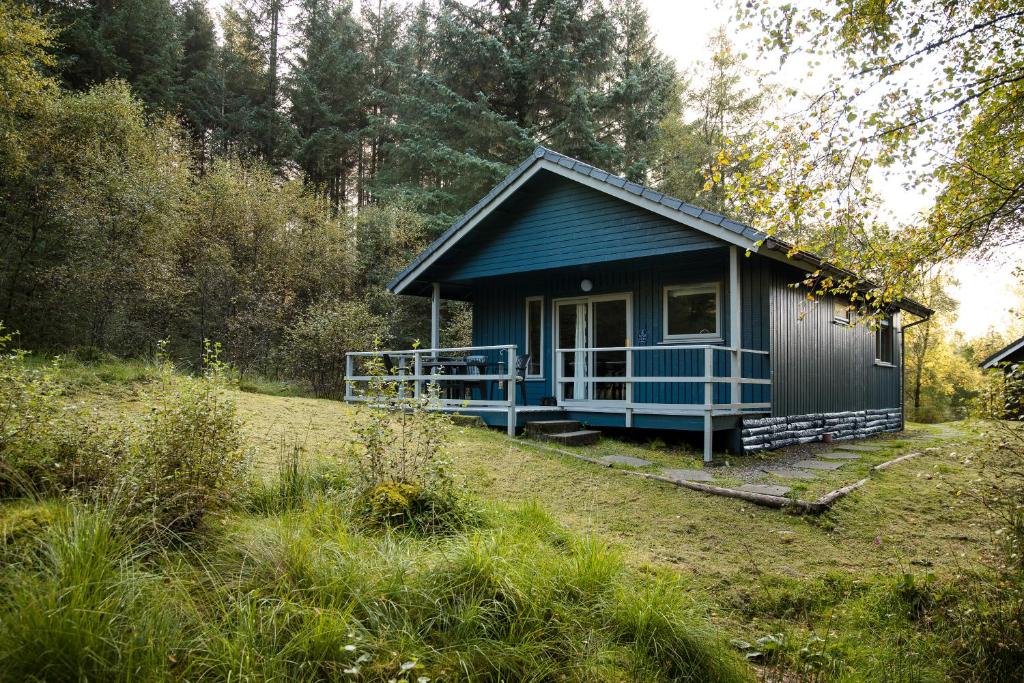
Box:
left=980, top=334, right=1024, bottom=369
left=386, top=146, right=932, bottom=319
left=386, top=146, right=766, bottom=293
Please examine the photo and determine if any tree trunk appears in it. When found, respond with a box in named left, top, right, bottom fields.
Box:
left=266, top=0, right=282, bottom=164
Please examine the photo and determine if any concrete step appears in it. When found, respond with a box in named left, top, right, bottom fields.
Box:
left=540, top=430, right=601, bottom=446
left=525, top=420, right=582, bottom=436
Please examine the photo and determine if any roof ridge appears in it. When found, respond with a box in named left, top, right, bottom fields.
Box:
left=533, top=146, right=762, bottom=238
left=386, top=146, right=765, bottom=292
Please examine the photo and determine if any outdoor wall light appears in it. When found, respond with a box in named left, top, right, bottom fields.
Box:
left=580, top=279, right=593, bottom=292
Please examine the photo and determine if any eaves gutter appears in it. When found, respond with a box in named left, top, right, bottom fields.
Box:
left=761, top=237, right=934, bottom=319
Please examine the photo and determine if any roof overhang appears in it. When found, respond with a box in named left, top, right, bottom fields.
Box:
left=387, top=149, right=764, bottom=296
left=981, top=335, right=1024, bottom=369
left=759, top=238, right=934, bottom=319
left=387, top=146, right=932, bottom=319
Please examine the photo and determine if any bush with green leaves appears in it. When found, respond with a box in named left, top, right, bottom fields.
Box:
left=0, top=329, right=65, bottom=496
left=1, top=335, right=251, bottom=535
left=940, top=422, right=1024, bottom=680
left=348, top=357, right=475, bottom=534
left=115, top=343, right=252, bottom=533
left=281, top=297, right=383, bottom=398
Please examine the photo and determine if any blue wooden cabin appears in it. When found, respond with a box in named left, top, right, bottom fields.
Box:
left=346, top=147, right=931, bottom=460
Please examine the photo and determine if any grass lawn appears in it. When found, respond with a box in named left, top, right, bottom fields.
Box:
left=225, top=391, right=992, bottom=581
left=72, top=381, right=994, bottom=584
left=47, top=373, right=1005, bottom=680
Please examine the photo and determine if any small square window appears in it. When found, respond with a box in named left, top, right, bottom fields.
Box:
left=833, top=300, right=852, bottom=325
left=663, top=284, right=720, bottom=341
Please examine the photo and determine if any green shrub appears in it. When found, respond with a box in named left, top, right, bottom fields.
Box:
left=281, top=297, right=383, bottom=398
left=116, top=342, right=252, bottom=533
left=940, top=422, right=1024, bottom=680
left=348, top=360, right=477, bottom=534
left=0, top=330, right=65, bottom=497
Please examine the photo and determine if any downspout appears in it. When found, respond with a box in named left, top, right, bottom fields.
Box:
left=899, top=312, right=932, bottom=431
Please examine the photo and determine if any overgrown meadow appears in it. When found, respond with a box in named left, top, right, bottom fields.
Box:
left=0, top=338, right=752, bottom=682
left=4, top=338, right=1024, bottom=681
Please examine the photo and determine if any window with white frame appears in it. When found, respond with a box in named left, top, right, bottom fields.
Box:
left=875, top=315, right=895, bottom=365
left=525, top=296, right=543, bottom=377
left=663, top=283, right=720, bottom=341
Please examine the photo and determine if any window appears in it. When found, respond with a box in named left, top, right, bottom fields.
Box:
left=525, top=297, right=543, bottom=377
left=875, top=316, right=895, bottom=365
left=663, top=283, right=720, bottom=341
left=833, top=299, right=852, bottom=325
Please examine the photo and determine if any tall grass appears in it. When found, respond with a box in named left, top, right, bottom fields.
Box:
left=184, top=499, right=751, bottom=682
left=0, top=351, right=752, bottom=681
left=0, top=506, right=188, bottom=681
left=0, top=496, right=752, bottom=682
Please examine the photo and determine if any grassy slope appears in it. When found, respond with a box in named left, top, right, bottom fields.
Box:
left=62, top=378, right=999, bottom=679
left=227, top=391, right=990, bottom=581
left=75, top=382, right=992, bottom=584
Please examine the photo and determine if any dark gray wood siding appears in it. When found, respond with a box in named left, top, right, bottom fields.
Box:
left=768, top=259, right=900, bottom=416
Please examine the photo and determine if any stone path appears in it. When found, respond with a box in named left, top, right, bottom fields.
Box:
left=660, top=468, right=714, bottom=482
left=819, top=451, right=862, bottom=460
left=764, top=467, right=818, bottom=480
left=658, top=427, right=951, bottom=489
left=792, top=459, right=844, bottom=471
left=600, top=454, right=653, bottom=467
left=532, top=424, right=963, bottom=508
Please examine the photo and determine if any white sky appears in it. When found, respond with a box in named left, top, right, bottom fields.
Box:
left=210, top=0, right=1018, bottom=338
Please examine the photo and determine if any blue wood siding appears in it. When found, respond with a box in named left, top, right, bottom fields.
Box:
left=432, top=173, right=719, bottom=282
left=470, top=250, right=770, bottom=409
left=767, top=260, right=900, bottom=415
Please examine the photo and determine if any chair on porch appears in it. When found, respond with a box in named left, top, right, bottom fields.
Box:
left=497, top=354, right=530, bottom=405
left=461, top=355, right=491, bottom=401
left=381, top=354, right=401, bottom=376
left=381, top=354, right=411, bottom=394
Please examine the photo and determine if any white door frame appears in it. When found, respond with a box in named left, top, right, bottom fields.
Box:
left=552, top=292, right=632, bottom=407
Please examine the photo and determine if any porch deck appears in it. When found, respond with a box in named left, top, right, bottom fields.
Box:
left=345, top=343, right=771, bottom=461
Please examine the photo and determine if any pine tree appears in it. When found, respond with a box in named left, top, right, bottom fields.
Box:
left=218, top=0, right=294, bottom=168
left=177, top=0, right=223, bottom=171
left=29, top=0, right=181, bottom=112
left=288, top=0, right=367, bottom=212
left=364, top=1, right=533, bottom=226
left=432, top=0, right=617, bottom=164
left=606, top=0, right=677, bottom=181
left=650, top=28, right=766, bottom=211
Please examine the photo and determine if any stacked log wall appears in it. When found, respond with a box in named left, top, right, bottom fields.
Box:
left=741, top=408, right=901, bottom=452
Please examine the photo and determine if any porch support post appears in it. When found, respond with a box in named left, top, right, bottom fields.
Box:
left=506, top=345, right=517, bottom=436
left=430, top=282, right=441, bottom=351
left=345, top=353, right=354, bottom=402
left=704, top=349, right=714, bottom=463
left=729, top=246, right=742, bottom=409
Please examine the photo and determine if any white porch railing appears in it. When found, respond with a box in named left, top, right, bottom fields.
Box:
left=345, top=345, right=520, bottom=435
left=345, top=343, right=772, bottom=461
left=554, top=343, right=771, bottom=461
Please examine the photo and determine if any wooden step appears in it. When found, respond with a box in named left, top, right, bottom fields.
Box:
left=525, top=420, right=581, bottom=436
left=541, top=430, right=601, bottom=447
